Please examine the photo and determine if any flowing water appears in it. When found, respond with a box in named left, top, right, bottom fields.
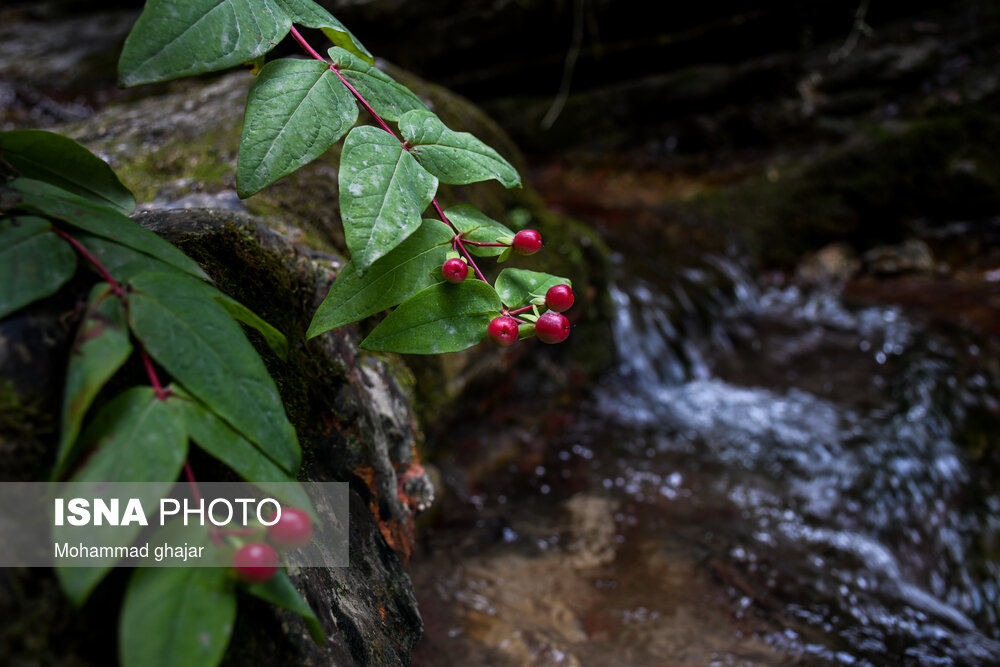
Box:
left=413, top=232, right=1000, bottom=666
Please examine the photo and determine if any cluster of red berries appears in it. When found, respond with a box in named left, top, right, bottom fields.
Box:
left=232, top=507, right=313, bottom=583
left=488, top=283, right=572, bottom=347
left=440, top=229, right=574, bottom=348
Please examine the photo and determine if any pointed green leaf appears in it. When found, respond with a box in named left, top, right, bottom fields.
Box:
left=75, top=233, right=187, bottom=282
left=0, top=216, right=76, bottom=319
left=6, top=178, right=209, bottom=281
left=274, top=0, right=372, bottom=63
left=398, top=109, right=521, bottom=188
left=495, top=269, right=571, bottom=309
left=74, top=234, right=288, bottom=359
left=118, top=0, right=292, bottom=86
left=245, top=570, right=326, bottom=644
left=237, top=58, right=358, bottom=197
left=339, top=126, right=438, bottom=272
left=69, top=387, right=187, bottom=483
left=361, top=280, right=501, bottom=354
left=56, top=387, right=188, bottom=604
left=210, top=292, right=289, bottom=359
left=446, top=205, right=514, bottom=258
left=127, top=271, right=300, bottom=474
left=120, top=567, right=237, bottom=667
left=0, top=130, right=135, bottom=214
left=328, top=47, right=426, bottom=121
left=307, top=218, right=452, bottom=336
left=55, top=283, right=133, bottom=478
left=168, top=389, right=313, bottom=514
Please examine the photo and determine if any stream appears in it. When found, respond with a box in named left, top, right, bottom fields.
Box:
left=411, top=215, right=1000, bottom=666
left=2, top=4, right=998, bottom=664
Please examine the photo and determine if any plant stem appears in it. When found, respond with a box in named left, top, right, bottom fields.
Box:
left=185, top=462, right=225, bottom=547
left=184, top=462, right=203, bottom=503
left=289, top=26, right=400, bottom=140
left=53, top=228, right=123, bottom=297
left=434, top=201, right=486, bottom=281
left=289, top=25, right=492, bottom=283
left=509, top=304, right=535, bottom=315
left=55, top=228, right=171, bottom=399
left=139, top=343, right=171, bottom=401
left=462, top=240, right=509, bottom=247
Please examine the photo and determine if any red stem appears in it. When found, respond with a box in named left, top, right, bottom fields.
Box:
left=288, top=24, right=326, bottom=61
left=289, top=26, right=400, bottom=139
left=289, top=26, right=494, bottom=284
left=139, top=344, right=170, bottom=401
left=185, top=462, right=225, bottom=547
left=184, top=462, right=203, bottom=504
left=463, top=240, right=510, bottom=247
left=56, top=228, right=171, bottom=399
left=53, top=228, right=123, bottom=297
left=509, top=304, right=535, bottom=315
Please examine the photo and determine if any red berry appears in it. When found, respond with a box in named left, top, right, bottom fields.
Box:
left=534, top=311, right=570, bottom=344
left=512, top=229, right=542, bottom=255
left=487, top=316, right=519, bottom=347
left=545, top=284, right=574, bottom=312
left=267, top=507, right=313, bottom=551
left=442, top=257, right=468, bottom=283
left=233, top=542, right=279, bottom=582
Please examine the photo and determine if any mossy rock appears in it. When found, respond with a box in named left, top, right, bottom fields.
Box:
left=694, top=108, right=1000, bottom=266
left=0, top=207, right=426, bottom=665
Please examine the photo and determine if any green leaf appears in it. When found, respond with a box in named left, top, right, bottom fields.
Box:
left=446, top=205, right=513, bottom=258
left=0, top=216, right=76, bottom=319
left=361, top=280, right=501, bottom=354
left=495, top=268, right=571, bottom=309
left=127, top=271, right=300, bottom=474
left=0, top=130, right=135, bottom=214
left=120, top=567, right=236, bottom=667
left=274, top=0, right=372, bottom=63
left=237, top=58, right=358, bottom=197
left=6, top=178, right=209, bottom=281
left=168, top=389, right=313, bottom=514
left=307, top=218, right=452, bottom=336
left=74, top=234, right=288, bottom=359
left=328, top=47, right=426, bottom=122
left=69, top=387, right=187, bottom=484
left=211, top=292, right=289, bottom=359
left=245, top=570, right=326, bottom=644
left=57, top=387, right=188, bottom=604
left=398, top=109, right=521, bottom=188
left=75, top=233, right=187, bottom=282
left=339, top=126, right=438, bottom=272
left=118, top=0, right=291, bottom=86
left=55, top=283, right=133, bottom=478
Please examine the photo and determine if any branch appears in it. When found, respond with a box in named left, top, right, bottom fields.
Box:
left=289, top=25, right=494, bottom=284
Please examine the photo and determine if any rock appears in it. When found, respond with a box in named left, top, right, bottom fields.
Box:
left=0, top=208, right=426, bottom=665
left=862, top=238, right=935, bottom=276
left=564, top=494, right=619, bottom=570
left=796, top=242, right=860, bottom=285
